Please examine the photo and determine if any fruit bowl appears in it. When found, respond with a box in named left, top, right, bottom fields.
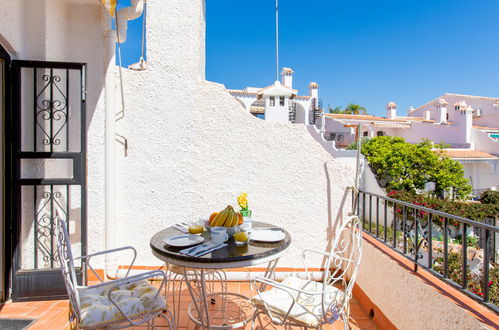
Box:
left=204, top=221, right=239, bottom=236
left=206, top=205, right=244, bottom=237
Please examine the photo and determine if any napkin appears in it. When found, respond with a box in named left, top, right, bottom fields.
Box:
left=180, top=242, right=227, bottom=257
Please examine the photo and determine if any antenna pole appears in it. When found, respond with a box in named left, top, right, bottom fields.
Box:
left=275, top=0, right=279, bottom=81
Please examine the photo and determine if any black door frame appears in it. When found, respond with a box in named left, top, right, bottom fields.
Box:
left=1, top=43, right=12, bottom=303
left=9, top=60, right=87, bottom=301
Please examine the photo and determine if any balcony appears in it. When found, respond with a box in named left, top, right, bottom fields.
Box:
left=1, top=190, right=498, bottom=329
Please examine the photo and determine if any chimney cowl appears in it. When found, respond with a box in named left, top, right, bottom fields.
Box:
left=308, top=82, right=319, bottom=89
left=386, top=102, right=397, bottom=109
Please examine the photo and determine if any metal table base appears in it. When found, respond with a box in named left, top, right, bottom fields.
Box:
left=182, top=259, right=280, bottom=329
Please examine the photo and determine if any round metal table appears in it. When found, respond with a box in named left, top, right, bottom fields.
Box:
left=150, top=222, right=291, bottom=329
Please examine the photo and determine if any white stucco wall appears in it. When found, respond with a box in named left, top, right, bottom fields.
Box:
left=324, top=118, right=356, bottom=146
left=461, top=161, right=499, bottom=192
left=357, top=239, right=486, bottom=329
left=107, top=0, right=355, bottom=267
left=472, top=129, right=499, bottom=156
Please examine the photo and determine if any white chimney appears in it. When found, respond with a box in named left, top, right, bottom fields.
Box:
left=308, top=82, right=319, bottom=108
left=455, top=101, right=473, bottom=146
left=463, top=105, right=473, bottom=146
left=281, top=67, right=294, bottom=89
left=436, top=98, right=448, bottom=124
left=424, top=110, right=431, bottom=121
left=386, top=102, right=397, bottom=119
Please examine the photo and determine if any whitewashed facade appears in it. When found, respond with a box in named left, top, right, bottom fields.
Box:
left=325, top=94, right=499, bottom=195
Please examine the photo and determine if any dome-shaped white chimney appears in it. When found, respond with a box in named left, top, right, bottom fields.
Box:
left=386, top=102, right=397, bottom=119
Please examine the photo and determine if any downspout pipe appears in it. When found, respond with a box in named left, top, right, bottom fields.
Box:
left=104, top=0, right=145, bottom=279
left=104, top=15, right=117, bottom=279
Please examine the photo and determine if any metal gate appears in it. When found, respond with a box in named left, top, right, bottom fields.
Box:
left=9, top=61, right=87, bottom=301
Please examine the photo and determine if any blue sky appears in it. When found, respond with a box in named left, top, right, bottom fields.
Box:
left=118, top=0, right=499, bottom=117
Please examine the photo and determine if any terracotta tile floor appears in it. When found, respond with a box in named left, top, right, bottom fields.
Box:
left=0, top=281, right=376, bottom=329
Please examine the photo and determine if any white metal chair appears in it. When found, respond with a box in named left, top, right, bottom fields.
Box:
left=250, top=215, right=363, bottom=329
left=55, top=215, right=175, bottom=329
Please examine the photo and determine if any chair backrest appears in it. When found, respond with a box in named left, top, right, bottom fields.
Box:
left=163, top=191, right=212, bottom=228
left=55, top=211, right=82, bottom=320
left=322, top=215, right=362, bottom=318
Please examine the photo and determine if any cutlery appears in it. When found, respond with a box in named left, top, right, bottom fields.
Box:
left=182, top=243, right=209, bottom=255
left=192, top=243, right=225, bottom=257
left=262, top=227, right=283, bottom=231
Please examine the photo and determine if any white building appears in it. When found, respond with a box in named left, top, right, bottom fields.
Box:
left=229, top=68, right=321, bottom=125
left=229, top=69, right=357, bottom=159
left=324, top=93, right=499, bottom=195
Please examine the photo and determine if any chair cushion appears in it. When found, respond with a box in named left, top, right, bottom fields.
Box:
left=78, top=279, right=166, bottom=328
left=251, top=276, right=344, bottom=327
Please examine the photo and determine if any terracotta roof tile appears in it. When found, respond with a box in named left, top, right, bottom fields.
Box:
left=228, top=89, right=257, bottom=96
left=443, top=149, right=498, bottom=159
left=249, top=106, right=265, bottom=114
left=473, top=125, right=499, bottom=131
left=325, top=113, right=434, bottom=123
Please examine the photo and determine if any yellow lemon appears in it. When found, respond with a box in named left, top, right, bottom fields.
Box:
left=234, top=232, right=248, bottom=242
left=188, top=225, right=204, bottom=235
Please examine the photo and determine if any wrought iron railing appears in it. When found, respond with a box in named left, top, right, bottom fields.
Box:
left=288, top=102, right=296, bottom=123
left=354, top=190, right=499, bottom=312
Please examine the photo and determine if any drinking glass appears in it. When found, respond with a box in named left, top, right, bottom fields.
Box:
left=188, top=220, right=204, bottom=235
left=234, top=224, right=250, bottom=245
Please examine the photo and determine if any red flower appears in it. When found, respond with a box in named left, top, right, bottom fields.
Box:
left=488, top=281, right=493, bottom=287
left=478, top=292, right=484, bottom=296
left=388, top=190, right=397, bottom=196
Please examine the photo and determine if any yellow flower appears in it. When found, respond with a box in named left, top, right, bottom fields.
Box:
left=237, top=193, right=248, bottom=209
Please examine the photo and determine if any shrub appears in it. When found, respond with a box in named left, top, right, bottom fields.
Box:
left=434, top=252, right=498, bottom=306
left=361, top=137, right=472, bottom=199
left=481, top=191, right=499, bottom=205
left=388, top=190, right=499, bottom=225
left=345, top=137, right=369, bottom=150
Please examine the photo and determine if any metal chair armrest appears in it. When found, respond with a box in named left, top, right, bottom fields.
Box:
left=84, top=269, right=165, bottom=290
left=251, top=277, right=298, bottom=325
left=74, top=246, right=137, bottom=282
left=254, top=277, right=322, bottom=296
left=300, top=249, right=331, bottom=280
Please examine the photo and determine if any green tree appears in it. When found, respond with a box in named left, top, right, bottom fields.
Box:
left=328, top=103, right=367, bottom=115
left=361, top=136, right=472, bottom=199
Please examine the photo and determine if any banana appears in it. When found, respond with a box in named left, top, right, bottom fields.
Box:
left=224, top=209, right=235, bottom=227
left=231, top=207, right=238, bottom=227
left=212, top=207, right=229, bottom=227
left=230, top=209, right=238, bottom=227
left=224, top=209, right=232, bottom=227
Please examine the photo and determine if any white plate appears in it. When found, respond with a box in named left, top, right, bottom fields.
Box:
left=249, top=229, right=285, bottom=243
left=163, top=234, right=204, bottom=247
